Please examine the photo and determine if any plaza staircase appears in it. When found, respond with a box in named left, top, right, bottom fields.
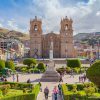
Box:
left=40, top=61, right=60, bottom=82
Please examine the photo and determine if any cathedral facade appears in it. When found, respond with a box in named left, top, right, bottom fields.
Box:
left=30, top=16, right=76, bottom=58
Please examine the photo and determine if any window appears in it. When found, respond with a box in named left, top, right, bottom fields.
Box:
left=65, top=24, right=68, bottom=30
left=34, top=25, right=38, bottom=31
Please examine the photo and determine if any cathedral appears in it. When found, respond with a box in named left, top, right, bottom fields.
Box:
left=30, top=16, right=76, bottom=58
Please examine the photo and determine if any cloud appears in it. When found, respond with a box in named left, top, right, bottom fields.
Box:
left=29, top=0, right=100, bottom=34
left=0, top=0, right=100, bottom=35
left=0, top=23, right=3, bottom=27
left=96, top=11, right=100, bottom=16
left=7, top=19, right=26, bottom=33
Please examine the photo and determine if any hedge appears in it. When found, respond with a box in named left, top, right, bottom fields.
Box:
left=33, top=84, right=40, bottom=100
left=0, top=93, right=35, bottom=100
left=67, top=59, right=81, bottom=68
left=0, top=82, right=40, bottom=100
left=3, top=82, right=33, bottom=89
left=61, top=83, right=100, bottom=100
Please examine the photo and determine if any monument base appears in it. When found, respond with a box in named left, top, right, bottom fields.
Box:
left=40, top=61, right=60, bottom=82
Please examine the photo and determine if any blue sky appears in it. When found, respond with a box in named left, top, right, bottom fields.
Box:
left=0, top=0, right=100, bottom=34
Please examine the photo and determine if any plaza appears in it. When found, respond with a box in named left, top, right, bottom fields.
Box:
left=0, top=0, right=100, bottom=100
left=6, top=69, right=89, bottom=100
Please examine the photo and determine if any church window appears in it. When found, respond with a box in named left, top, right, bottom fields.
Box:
left=65, top=24, right=68, bottom=30
left=34, top=24, right=38, bottom=31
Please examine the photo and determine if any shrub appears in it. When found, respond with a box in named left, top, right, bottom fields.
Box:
left=86, top=60, right=100, bottom=88
left=33, top=68, right=40, bottom=73
left=15, top=66, right=28, bottom=71
left=0, top=90, right=3, bottom=97
left=37, top=62, right=46, bottom=72
left=21, top=67, right=27, bottom=73
left=0, top=93, right=35, bottom=100
left=84, top=87, right=96, bottom=96
left=23, top=58, right=37, bottom=68
left=73, top=67, right=81, bottom=74
left=0, top=82, right=40, bottom=100
left=23, top=88, right=27, bottom=93
left=61, top=84, right=68, bottom=94
left=5, top=60, right=15, bottom=70
left=61, top=83, right=100, bottom=100
left=3, top=82, right=33, bottom=90
left=72, top=85, right=77, bottom=92
left=77, top=91, right=86, bottom=96
left=28, top=68, right=34, bottom=73
left=66, top=67, right=71, bottom=73
left=0, top=60, right=5, bottom=70
left=67, top=59, right=81, bottom=68
left=0, top=84, right=10, bottom=95
left=56, top=68, right=66, bottom=74
left=77, top=84, right=84, bottom=91
left=67, top=84, right=73, bottom=91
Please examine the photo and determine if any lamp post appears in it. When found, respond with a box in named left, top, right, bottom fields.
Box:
left=97, top=39, right=100, bottom=59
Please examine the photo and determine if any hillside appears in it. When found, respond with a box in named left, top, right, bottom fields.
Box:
left=74, top=32, right=100, bottom=46
left=74, top=32, right=100, bottom=41
left=0, top=27, right=29, bottom=41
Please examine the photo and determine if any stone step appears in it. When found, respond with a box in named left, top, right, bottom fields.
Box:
left=41, top=78, right=59, bottom=82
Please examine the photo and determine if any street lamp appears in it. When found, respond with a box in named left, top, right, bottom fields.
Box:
left=97, top=39, right=100, bottom=59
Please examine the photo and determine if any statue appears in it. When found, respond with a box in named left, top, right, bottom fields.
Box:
left=49, top=36, right=53, bottom=61
left=41, top=36, right=60, bottom=82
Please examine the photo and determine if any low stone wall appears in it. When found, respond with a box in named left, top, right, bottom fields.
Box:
left=37, top=58, right=90, bottom=64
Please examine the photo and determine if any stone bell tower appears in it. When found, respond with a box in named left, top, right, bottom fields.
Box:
left=60, top=16, right=75, bottom=58
left=30, top=16, right=42, bottom=58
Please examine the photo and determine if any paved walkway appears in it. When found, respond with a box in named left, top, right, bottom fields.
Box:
left=7, top=73, right=89, bottom=84
left=37, top=82, right=62, bottom=100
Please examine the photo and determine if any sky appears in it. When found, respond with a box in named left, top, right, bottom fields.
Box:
left=0, top=0, right=100, bottom=35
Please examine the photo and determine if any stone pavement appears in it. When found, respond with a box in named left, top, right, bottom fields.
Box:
left=7, top=73, right=88, bottom=84
left=37, top=82, right=62, bottom=100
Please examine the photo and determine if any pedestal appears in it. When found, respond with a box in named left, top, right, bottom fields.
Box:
left=40, top=61, right=60, bottom=82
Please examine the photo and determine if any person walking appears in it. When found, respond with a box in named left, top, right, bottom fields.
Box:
left=58, top=84, right=61, bottom=95
left=44, top=86, right=49, bottom=100
left=12, top=74, right=15, bottom=82
left=53, top=86, right=58, bottom=100
left=27, top=79, right=31, bottom=83
left=83, top=74, right=87, bottom=82
left=16, top=74, right=19, bottom=82
left=70, top=69, right=74, bottom=78
left=59, top=74, right=63, bottom=82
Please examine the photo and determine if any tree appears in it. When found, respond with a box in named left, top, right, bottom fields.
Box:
left=37, top=62, right=46, bottom=72
left=23, top=58, right=37, bottom=68
left=86, top=60, right=100, bottom=88
left=5, top=60, right=15, bottom=70
left=0, top=60, right=5, bottom=70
